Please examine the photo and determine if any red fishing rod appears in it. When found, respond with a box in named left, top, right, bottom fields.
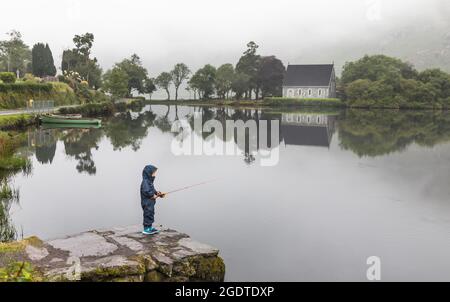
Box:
left=157, top=179, right=219, bottom=197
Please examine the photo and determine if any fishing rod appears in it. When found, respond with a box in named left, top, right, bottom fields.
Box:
left=160, top=179, right=219, bottom=196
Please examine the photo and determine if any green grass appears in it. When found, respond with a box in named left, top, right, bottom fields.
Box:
left=58, top=99, right=146, bottom=117
left=0, top=82, right=80, bottom=110
left=145, top=97, right=345, bottom=108
left=0, top=131, right=30, bottom=173
left=58, top=102, right=115, bottom=117
left=0, top=114, right=35, bottom=131
left=263, top=97, right=345, bottom=107
left=0, top=156, right=29, bottom=171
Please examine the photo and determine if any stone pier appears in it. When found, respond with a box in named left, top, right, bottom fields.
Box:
left=0, top=225, right=225, bottom=282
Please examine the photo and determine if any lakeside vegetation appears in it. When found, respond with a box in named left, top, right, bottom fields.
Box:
left=58, top=98, right=146, bottom=117
left=1, top=30, right=449, bottom=111
left=340, top=55, right=450, bottom=109
left=0, top=130, right=29, bottom=244
left=145, top=97, right=344, bottom=109
left=0, top=31, right=108, bottom=109
left=0, top=114, right=36, bottom=131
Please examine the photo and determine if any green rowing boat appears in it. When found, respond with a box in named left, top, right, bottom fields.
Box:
left=41, top=123, right=102, bottom=130
left=40, top=114, right=101, bottom=125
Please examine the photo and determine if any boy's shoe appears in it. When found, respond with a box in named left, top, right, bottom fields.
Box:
left=142, top=227, right=159, bottom=235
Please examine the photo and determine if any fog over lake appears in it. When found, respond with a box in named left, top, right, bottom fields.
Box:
left=1, top=0, right=449, bottom=99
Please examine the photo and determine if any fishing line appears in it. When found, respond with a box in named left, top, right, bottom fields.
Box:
left=163, top=178, right=220, bottom=196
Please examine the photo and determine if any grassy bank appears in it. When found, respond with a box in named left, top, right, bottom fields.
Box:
left=0, top=81, right=110, bottom=110
left=0, top=131, right=29, bottom=173
left=263, top=97, right=344, bottom=107
left=0, top=114, right=36, bottom=131
left=58, top=99, right=146, bottom=117
left=145, top=97, right=345, bottom=108
left=146, top=97, right=450, bottom=110
left=0, top=82, right=77, bottom=109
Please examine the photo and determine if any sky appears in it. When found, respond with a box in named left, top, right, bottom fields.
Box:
left=1, top=0, right=449, bottom=98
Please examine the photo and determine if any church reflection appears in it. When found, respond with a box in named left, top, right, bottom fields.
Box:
left=280, top=113, right=336, bottom=148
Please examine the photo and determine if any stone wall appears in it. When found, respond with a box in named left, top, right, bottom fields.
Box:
left=0, top=225, right=225, bottom=282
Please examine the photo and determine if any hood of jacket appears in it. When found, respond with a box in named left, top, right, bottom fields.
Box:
left=142, top=165, right=157, bottom=183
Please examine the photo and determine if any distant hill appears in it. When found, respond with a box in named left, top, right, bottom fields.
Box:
left=300, top=22, right=450, bottom=75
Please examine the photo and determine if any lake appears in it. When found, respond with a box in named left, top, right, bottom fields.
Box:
left=4, top=105, right=450, bottom=281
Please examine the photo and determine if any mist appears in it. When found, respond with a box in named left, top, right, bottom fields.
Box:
left=1, top=0, right=449, bottom=98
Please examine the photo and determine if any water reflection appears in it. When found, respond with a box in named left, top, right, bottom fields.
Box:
left=338, top=110, right=450, bottom=157
left=18, top=107, right=450, bottom=174
left=105, top=110, right=157, bottom=151
left=281, top=113, right=336, bottom=148
left=4, top=105, right=450, bottom=280
left=0, top=181, right=19, bottom=242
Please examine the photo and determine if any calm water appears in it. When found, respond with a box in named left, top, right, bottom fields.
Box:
left=5, top=105, right=450, bottom=281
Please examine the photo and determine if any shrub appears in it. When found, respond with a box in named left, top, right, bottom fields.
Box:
left=0, top=72, right=16, bottom=84
left=59, top=102, right=115, bottom=117
left=0, top=115, right=35, bottom=131
left=0, top=82, right=52, bottom=94
left=0, top=82, right=78, bottom=109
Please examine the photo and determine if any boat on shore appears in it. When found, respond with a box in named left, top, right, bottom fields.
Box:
left=40, top=114, right=101, bottom=126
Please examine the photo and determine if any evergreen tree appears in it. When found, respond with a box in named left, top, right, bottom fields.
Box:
left=32, top=43, right=56, bottom=77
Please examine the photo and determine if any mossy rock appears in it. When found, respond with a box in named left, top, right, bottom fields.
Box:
left=191, top=256, right=225, bottom=281
left=81, top=257, right=146, bottom=282
left=145, top=270, right=166, bottom=282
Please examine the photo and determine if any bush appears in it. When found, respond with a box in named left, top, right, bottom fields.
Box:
left=59, top=102, right=115, bottom=117
left=0, top=82, right=78, bottom=109
left=0, top=114, right=36, bottom=131
left=0, top=82, right=52, bottom=94
left=0, top=131, right=30, bottom=172
left=0, top=73, right=16, bottom=84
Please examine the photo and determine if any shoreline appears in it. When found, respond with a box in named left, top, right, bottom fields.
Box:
left=1, top=98, right=448, bottom=132
left=144, top=99, right=448, bottom=111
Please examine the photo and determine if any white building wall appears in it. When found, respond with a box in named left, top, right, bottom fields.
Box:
left=282, top=86, right=330, bottom=98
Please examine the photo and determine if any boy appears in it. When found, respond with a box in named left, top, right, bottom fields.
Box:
left=140, top=164, right=165, bottom=235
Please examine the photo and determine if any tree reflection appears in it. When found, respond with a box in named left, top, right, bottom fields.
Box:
left=63, top=128, right=103, bottom=175
left=104, top=110, right=156, bottom=151
left=338, top=110, right=450, bottom=157
left=184, top=107, right=282, bottom=164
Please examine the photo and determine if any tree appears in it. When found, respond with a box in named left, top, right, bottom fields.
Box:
left=73, top=33, right=94, bottom=58
left=61, top=33, right=102, bottom=89
left=155, top=72, right=172, bottom=100
left=188, top=73, right=201, bottom=100
left=0, top=30, right=31, bottom=77
left=231, top=72, right=250, bottom=100
left=418, top=69, right=450, bottom=100
left=341, top=54, right=450, bottom=107
left=236, top=41, right=261, bottom=99
left=31, top=43, right=56, bottom=77
left=216, top=64, right=235, bottom=99
left=191, top=64, right=216, bottom=100
left=171, top=63, right=190, bottom=101
left=116, top=54, right=148, bottom=95
left=257, top=56, right=285, bottom=98
left=341, top=55, right=417, bottom=85
left=143, top=77, right=157, bottom=100
left=103, top=67, right=129, bottom=98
